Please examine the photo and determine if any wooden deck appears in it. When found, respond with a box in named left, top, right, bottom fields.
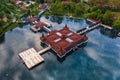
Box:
left=19, top=46, right=51, bottom=69
left=87, top=18, right=120, bottom=37
left=101, top=24, right=112, bottom=30
left=87, top=18, right=112, bottom=30
left=38, top=45, right=51, bottom=55
left=19, top=48, right=44, bottom=69
left=87, top=18, right=96, bottom=23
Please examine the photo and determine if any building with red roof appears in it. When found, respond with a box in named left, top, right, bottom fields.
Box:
left=40, top=25, right=88, bottom=58
left=25, top=16, right=38, bottom=24
left=30, top=21, right=51, bottom=32
left=39, top=3, right=49, bottom=10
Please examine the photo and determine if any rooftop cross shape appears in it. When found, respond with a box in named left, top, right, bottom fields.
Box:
left=40, top=25, right=88, bottom=58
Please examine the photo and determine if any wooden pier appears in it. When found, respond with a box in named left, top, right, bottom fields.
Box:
left=100, top=24, right=112, bottom=30
left=19, top=45, right=51, bottom=69
left=87, top=18, right=96, bottom=23
left=43, top=26, right=52, bottom=32
left=76, top=21, right=101, bottom=35
left=87, top=18, right=112, bottom=29
left=38, top=45, right=51, bottom=55
left=87, top=18, right=120, bottom=37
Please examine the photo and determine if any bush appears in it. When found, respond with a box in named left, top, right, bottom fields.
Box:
left=102, top=10, right=113, bottom=25
left=112, top=20, right=120, bottom=31
left=90, top=6, right=99, bottom=12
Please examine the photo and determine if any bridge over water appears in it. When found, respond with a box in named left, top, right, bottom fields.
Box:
left=76, top=20, right=101, bottom=35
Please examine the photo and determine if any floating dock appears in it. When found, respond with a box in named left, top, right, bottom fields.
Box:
left=19, top=45, right=51, bottom=69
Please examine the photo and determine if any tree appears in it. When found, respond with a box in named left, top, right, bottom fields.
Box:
left=74, top=2, right=87, bottom=17
left=50, top=2, right=64, bottom=15
left=112, top=20, right=120, bottom=31
left=90, top=6, right=99, bottom=12
left=102, top=10, right=113, bottom=25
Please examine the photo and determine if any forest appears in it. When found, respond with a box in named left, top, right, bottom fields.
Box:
left=0, top=0, right=120, bottom=35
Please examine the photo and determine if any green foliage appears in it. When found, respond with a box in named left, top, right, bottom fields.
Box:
left=0, top=12, right=4, bottom=18
left=85, top=8, right=102, bottom=20
left=50, top=2, right=63, bottom=15
left=102, top=10, right=113, bottom=25
left=112, top=20, right=120, bottom=31
left=0, top=1, right=40, bottom=35
left=49, top=2, right=88, bottom=17
left=90, top=6, right=99, bottom=12
left=85, top=12, right=97, bottom=19
left=0, top=0, right=119, bottom=34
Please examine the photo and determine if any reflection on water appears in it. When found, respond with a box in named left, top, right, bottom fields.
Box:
left=0, top=34, right=5, bottom=44
left=55, top=42, right=88, bottom=63
left=100, top=27, right=118, bottom=38
left=0, top=16, right=120, bottom=80
left=49, top=16, right=63, bottom=24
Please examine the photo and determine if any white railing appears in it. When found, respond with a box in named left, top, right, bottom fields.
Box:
left=77, top=23, right=101, bottom=35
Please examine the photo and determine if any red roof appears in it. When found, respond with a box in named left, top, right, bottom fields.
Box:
left=40, top=25, right=88, bottom=57
left=39, top=3, right=49, bottom=10
left=35, top=22, right=48, bottom=28
left=26, top=17, right=37, bottom=22
left=13, top=0, right=18, bottom=4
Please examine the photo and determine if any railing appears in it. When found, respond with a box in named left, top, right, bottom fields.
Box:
left=76, top=21, right=101, bottom=35
left=43, top=26, right=52, bottom=32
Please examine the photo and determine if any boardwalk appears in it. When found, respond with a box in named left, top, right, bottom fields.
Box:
left=101, top=24, right=112, bottom=30
left=38, top=45, right=51, bottom=55
left=87, top=18, right=96, bottom=23
left=87, top=18, right=120, bottom=37
left=19, top=46, right=51, bottom=69
left=77, top=21, right=101, bottom=35
left=43, top=26, right=52, bottom=32
left=87, top=18, right=112, bottom=30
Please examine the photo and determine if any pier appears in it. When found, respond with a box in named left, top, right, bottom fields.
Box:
left=38, top=45, right=51, bottom=55
left=87, top=18, right=96, bottom=23
left=87, top=18, right=113, bottom=29
left=19, top=45, right=51, bottom=69
left=77, top=20, right=101, bottom=35
left=100, top=24, right=112, bottom=30
left=38, top=10, right=46, bottom=18
left=38, top=3, right=50, bottom=19
left=43, top=26, right=52, bottom=32
left=87, top=18, right=120, bottom=37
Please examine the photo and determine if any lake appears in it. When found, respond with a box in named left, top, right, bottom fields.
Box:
left=0, top=16, right=120, bottom=80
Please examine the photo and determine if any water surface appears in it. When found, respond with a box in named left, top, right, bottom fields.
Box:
left=0, top=16, right=120, bottom=80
